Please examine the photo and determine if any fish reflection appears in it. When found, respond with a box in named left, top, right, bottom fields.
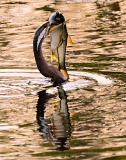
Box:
left=36, top=86, right=71, bottom=150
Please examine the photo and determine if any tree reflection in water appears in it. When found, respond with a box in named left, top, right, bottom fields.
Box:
left=36, top=86, right=71, bottom=150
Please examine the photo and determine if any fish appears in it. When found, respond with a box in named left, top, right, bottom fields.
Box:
left=47, top=12, right=73, bottom=80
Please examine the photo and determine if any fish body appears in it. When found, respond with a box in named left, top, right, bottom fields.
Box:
left=50, top=23, right=68, bottom=78
left=48, top=12, right=72, bottom=80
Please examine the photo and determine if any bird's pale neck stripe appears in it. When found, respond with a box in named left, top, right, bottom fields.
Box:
left=37, top=28, right=46, bottom=50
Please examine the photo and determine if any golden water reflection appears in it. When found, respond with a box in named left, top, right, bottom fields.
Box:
left=0, top=0, right=126, bottom=159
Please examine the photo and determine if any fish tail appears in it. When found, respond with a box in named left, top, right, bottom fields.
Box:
left=60, top=69, right=69, bottom=80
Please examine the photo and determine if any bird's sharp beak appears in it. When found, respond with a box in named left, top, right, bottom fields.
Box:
left=46, top=19, right=69, bottom=36
left=46, top=23, right=61, bottom=35
left=45, top=23, right=55, bottom=36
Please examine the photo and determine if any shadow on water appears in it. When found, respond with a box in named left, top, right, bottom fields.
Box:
left=95, top=1, right=121, bottom=32
left=36, top=86, right=71, bottom=151
left=35, top=5, right=55, bottom=12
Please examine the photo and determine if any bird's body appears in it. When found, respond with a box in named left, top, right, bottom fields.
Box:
left=33, top=22, right=66, bottom=86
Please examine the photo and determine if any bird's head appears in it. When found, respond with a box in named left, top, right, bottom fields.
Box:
left=48, top=12, right=65, bottom=25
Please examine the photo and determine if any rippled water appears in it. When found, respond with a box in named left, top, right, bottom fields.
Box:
left=0, top=0, right=126, bottom=160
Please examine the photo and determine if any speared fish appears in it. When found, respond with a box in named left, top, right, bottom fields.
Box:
left=46, top=12, right=73, bottom=80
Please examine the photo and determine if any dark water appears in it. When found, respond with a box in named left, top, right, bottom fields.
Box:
left=0, top=0, right=126, bottom=160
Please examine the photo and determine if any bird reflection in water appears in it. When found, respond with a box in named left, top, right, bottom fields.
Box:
left=36, top=86, right=71, bottom=150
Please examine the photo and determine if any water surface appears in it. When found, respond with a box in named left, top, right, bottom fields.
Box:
left=0, top=0, right=126, bottom=160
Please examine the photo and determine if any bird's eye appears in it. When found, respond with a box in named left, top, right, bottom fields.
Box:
left=56, top=17, right=60, bottom=21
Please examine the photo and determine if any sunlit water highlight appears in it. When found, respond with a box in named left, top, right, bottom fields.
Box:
left=0, top=0, right=126, bottom=160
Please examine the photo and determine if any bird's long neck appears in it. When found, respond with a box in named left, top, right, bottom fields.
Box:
left=33, top=23, right=49, bottom=74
